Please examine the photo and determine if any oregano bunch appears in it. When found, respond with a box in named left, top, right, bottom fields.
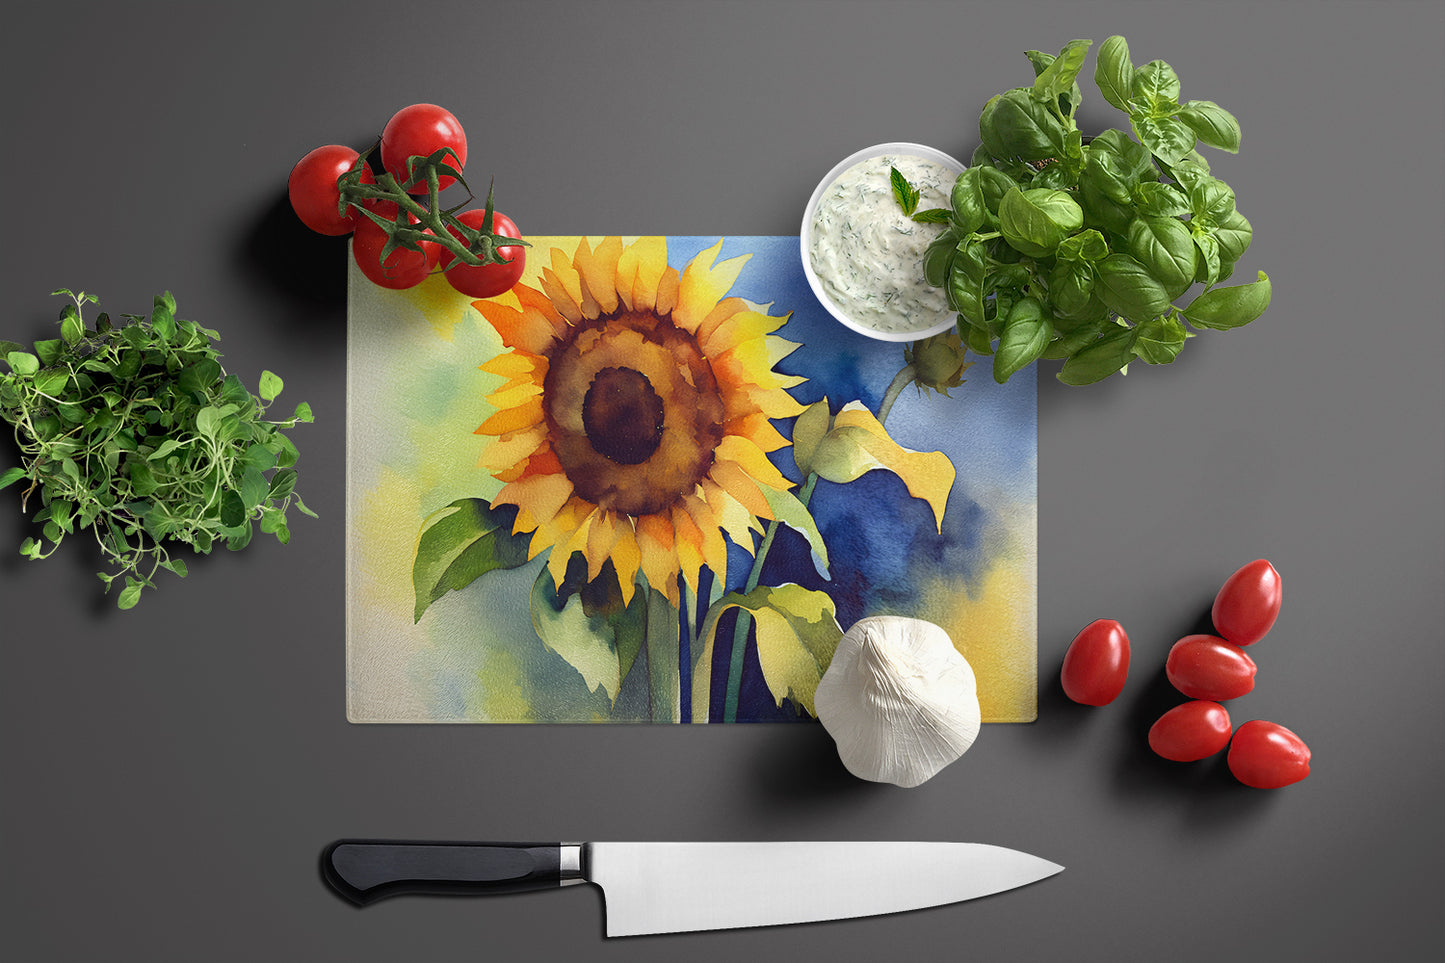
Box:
left=924, top=36, right=1272, bottom=385
left=0, top=290, right=315, bottom=609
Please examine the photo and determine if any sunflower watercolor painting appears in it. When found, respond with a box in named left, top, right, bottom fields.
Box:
left=346, top=236, right=1037, bottom=724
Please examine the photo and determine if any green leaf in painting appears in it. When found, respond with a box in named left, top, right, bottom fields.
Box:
left=690, top=583, right=843, bottom=720
left=789, top=399, right=833, bottom=477
left=412, top=498, right=533, bottom=622
left=529, top=556, right=652, bottom=707
left=806, top=402, right=954, bottom=533
left=756, top=484, right=830, bottom=578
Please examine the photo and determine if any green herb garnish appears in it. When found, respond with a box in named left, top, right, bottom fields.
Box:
left=0, top=290, right=315, bottom=609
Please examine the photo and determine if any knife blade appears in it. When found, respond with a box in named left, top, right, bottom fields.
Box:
left=321, top=839, right=1062, bottom=936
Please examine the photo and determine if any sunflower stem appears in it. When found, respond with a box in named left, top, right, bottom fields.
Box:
left=876, top=363, right=916, bottom=426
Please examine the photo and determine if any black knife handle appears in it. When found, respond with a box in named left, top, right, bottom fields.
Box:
left=322, top=840, right=570, bottom=906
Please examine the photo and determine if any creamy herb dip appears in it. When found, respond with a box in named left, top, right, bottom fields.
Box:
left=808, top=153, right=956, bottom=335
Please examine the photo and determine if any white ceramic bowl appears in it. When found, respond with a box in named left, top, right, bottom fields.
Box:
left=800, top=142, right=966, bottom=343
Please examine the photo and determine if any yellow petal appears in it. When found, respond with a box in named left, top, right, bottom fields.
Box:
left=629, top=236, right=668, bottom=312
left=569, top=237, right=603, bottom=319
left=636, top=513, right=680, bottom=604
left=709, top=458, right=773, bottom=520
left=611, top=523, right=642, bottom=606
left=654, top=265, right=680, bottom=317
left=475, top=395, right=544, bottom=436
left=671, top=504, right=705, bottom=599
left=473, top=298, right=562, bottom=356
left=676, top=239, right=750, bottom=333
left=700, top=479, right=762, bottom=554
left=492, top=471, right=574, bottom=530
left=575, top=235, right=623, bottom=316
left=477, top=423, right=549, bottom=472
left=683, top=494, right=729, bottom=588
left=700, top=305, right=785, bottom=354
left=727, top=411, right=790, bottom=453
left=714, top=434, right=793, bottom=492
left=485, top=379, right=543, bottom=412
left=513, top=283, right=572, bottom=339
left=585, top=508, right=623, bottom=583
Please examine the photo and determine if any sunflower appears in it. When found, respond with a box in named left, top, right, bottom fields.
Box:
left=471, top=237, right=805, bottom=606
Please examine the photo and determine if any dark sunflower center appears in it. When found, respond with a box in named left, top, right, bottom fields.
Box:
left=582, top=366, right=665, bottom=465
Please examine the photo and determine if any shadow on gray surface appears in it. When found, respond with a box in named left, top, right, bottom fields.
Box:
left=239, top=191, right=350, bottom=323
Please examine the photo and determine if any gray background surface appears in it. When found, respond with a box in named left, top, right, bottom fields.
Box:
left=2, top=2, right=1441, bottom=960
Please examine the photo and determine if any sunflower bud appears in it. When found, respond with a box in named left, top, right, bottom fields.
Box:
left=905, top=330, right=972, bottom=396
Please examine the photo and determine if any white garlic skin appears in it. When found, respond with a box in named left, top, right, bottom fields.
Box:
left=815, top=616, right=981, bottom=788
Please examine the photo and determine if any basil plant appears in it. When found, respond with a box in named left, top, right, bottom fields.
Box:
left=926, top=36, right=1271, bottom=385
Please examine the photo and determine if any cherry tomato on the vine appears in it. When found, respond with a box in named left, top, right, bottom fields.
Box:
left=1060, top=619, right=1130, bottom=706
left=1148, top=700, right=1233, bottom=761
left=352, top=201, right=440, bottom=290
left=1212, top=559, right=1282, bottom=646
left=1227, top=720, right=1311, bottom=788
left=381, top=104, right=467, bottom=194
left=441, top=210, right=526, bottom=299
left=288, top=145, right=374, bottom=235
left=1165, top=634, right=1257, bottom=702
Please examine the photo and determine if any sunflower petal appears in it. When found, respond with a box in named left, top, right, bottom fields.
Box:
left=727, top=411, right=790, bottom=453
left=611, top=523, right=642, bottom=606
left=473, top=298, right=564, bottom=355
left=636, top=513, right=680, bottom=604
left=699, top=305, right=785, bottom=354
left=714, top=434, right=793, bottom=492
left=708, top=458, right=773, bottom=520
left=629, top=236, right=668, bottom=312
left=476, top=394, right=544, bottom=436
left=493, top=471, right=574, bottom=530
left=585, top=508, right=623, bottom=583
left=654, top=265, right=680, bottom=317
left=683, top=494, right=729, bottom=588
left=575, top=235, right=623, bottom=316
left=670, top=504, right=706, bottom=599
left=700, top=479, right=763, bottom=554
left=570, top=237, right=603, bottom=319
left=676, top=239, right=751, bottom=333
left=477, top=423, right=549, bottom=472
left=513, top=283, right=572, bottom=338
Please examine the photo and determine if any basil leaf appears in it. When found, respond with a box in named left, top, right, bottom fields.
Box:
left=1057, top=228, right=1109, bottom=263
left=1133, top=181, right=1191, bottom=217
left=1058, top=325, right=1138, bottom=385
left=950, top=169, right=989, bottom=234
left=1212, top=209, right=1253, bottom=263
left=1133, top=115, right=1196, bottom=166
left=1043, top=316, right=1105, bottom=359
left=1132, top=314, right=1188, bottom=364
left=1131, top=60, right=1182, bottom=114
left=1049, top=260, right=1097, bottom=319
left=922, top=231, right=959, bottom=287
left=1000, top=187, right=1083, bottom=258
left=1177, top=100, right=1242, bottom=153
left=994, top=298, right=1052, bottom=384
left=947, top=240, right=990, bottom=330
left=1095, top=254, right=1173, bottom=322
left=1126, top=216, right=1198, bottom=299
left=1183, top=271, right=1271, bottom=330
left=1193, top=232, right=1222, bottom=286
left=979, top=88, right=1069, bottom=161
left=1095, top=36, right=1135, bottom=112
left=1033, top=39, right=1092, bottom=109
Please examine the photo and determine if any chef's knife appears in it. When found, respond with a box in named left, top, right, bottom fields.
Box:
left=321, top=839, right=1062, bottom=936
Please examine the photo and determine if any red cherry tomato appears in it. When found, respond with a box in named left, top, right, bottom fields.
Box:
left=1165, top=634, right=1257, bottom=701
left=440, top=210, right=526, bottom=299
left=1148, top=701, right=1233, bottom=761
left=1060, top=619, right=1130, bottom=706
left=1228, top=720, right=1311, bottom=788
left=1212, top=559, right=1282, bottom=646
left=381, top=104, right=467, bottom=194
left=352, top=200, right=440, bottom=289
left=288, top=145, right=375, bottom=236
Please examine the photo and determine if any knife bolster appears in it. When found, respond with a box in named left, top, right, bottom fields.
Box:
left=322, top=840, right=566, bottom=905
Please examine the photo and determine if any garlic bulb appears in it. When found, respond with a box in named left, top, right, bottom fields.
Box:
left=815, top=616, right=981, bottom=788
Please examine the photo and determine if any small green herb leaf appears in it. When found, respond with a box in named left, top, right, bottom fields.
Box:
left=258, top=370, right=284, bottom=403
left=890, top=167, right=921, bottom=216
